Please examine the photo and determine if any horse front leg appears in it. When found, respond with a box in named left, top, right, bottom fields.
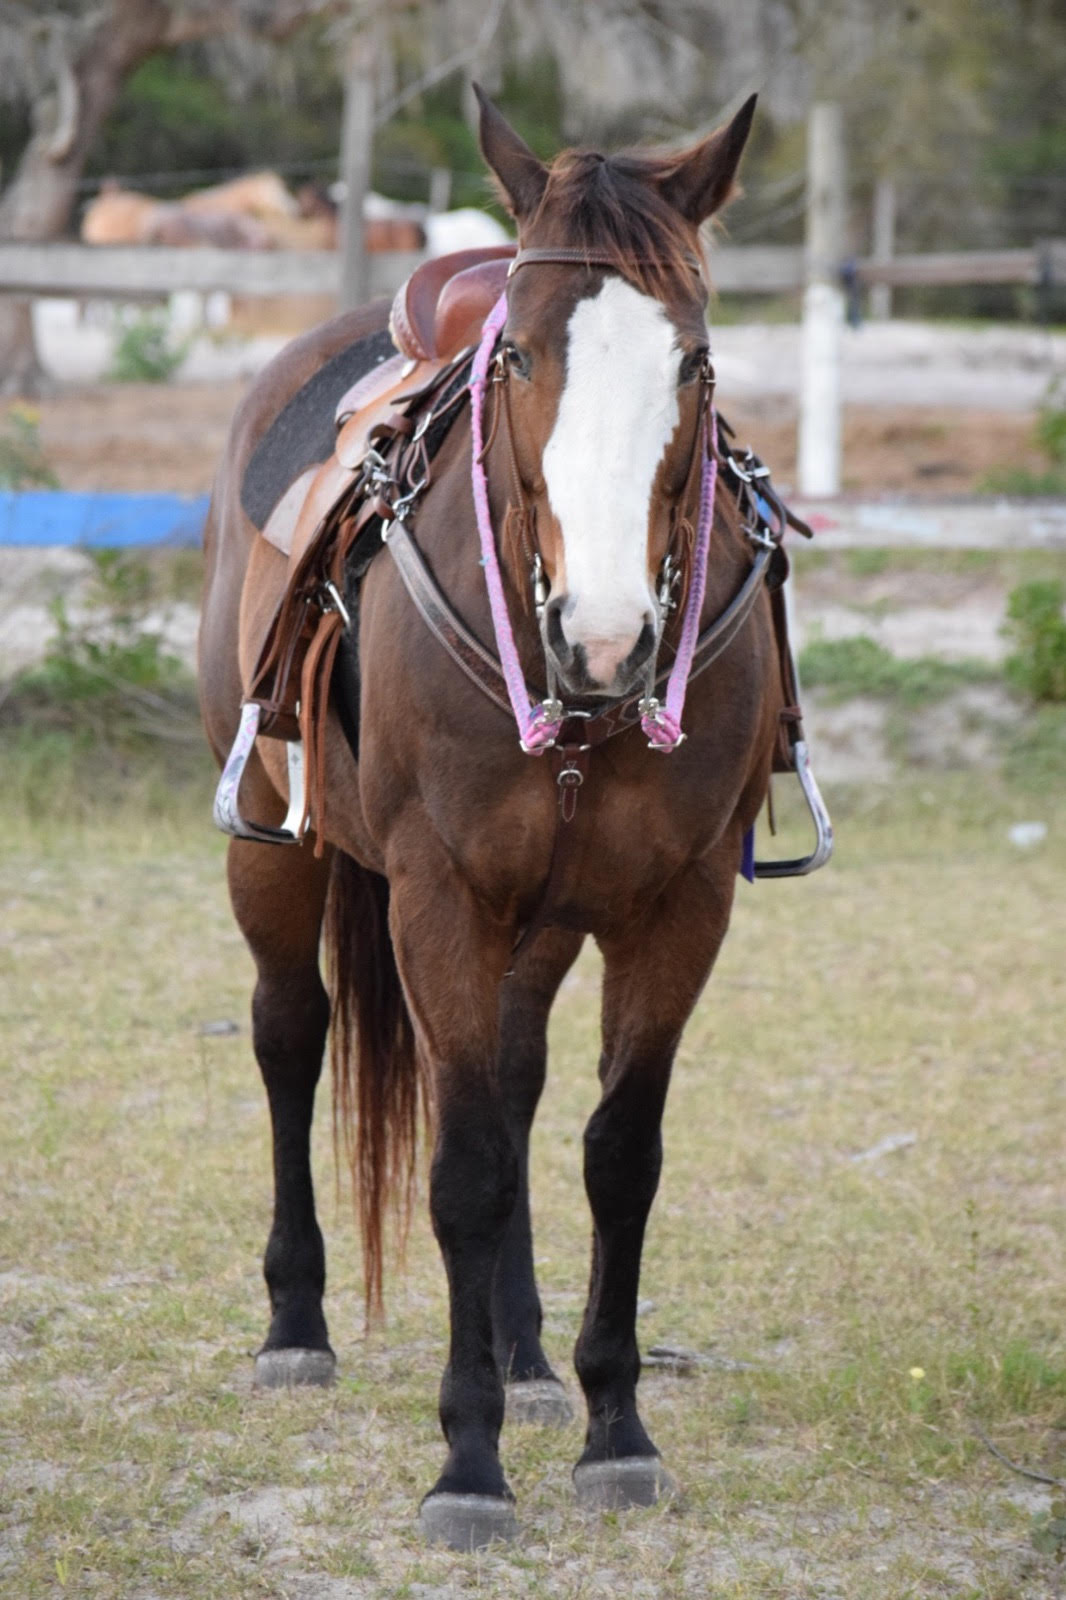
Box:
left=573, top=844, right=739, bottom=1509
left=494, top=927, right=584, bottom=1425
left=385, top=830, right=523, bottom=1549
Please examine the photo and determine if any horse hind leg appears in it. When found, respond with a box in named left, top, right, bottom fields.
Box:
left=572, top=846, right=739, bottom=1510
left=493, top=926, right=583, bottom=1427
left=226, top=768, right=335, bottom=1388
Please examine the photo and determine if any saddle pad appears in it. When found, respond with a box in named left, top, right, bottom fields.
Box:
left=240, top=325, right=396, bottom=532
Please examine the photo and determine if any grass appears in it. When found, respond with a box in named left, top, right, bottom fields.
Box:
left=978, top=467, right=1066, bottom=497
left=0, top=404, right=58, bottom=490
left=108, top=312, right=190, bottom=384
left=1, top=773, right=1064, bottom=1598
left=798, top=634, right=999, bottom=705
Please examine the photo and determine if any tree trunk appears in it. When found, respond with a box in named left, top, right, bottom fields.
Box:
left=0, top=3, right=177, bottom=395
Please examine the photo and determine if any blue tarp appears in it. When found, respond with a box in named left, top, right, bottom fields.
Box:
left=0, top=491, right=210, bottom=548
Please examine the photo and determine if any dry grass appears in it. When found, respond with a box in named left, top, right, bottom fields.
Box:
left=1, top=775, right=1064, bottom=1599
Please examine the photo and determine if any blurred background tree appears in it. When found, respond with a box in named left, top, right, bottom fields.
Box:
left=0, top=0, right=1063, bottom=388
left=0, top=0, right=343, bottom=392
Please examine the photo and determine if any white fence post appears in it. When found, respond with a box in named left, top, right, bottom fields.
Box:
left=798, top=103, right=845, bottom=498
left=338, top=30, right=376, bottom=311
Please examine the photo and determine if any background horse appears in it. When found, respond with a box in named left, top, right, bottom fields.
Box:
left=199, top=87, right=783, bottom=1549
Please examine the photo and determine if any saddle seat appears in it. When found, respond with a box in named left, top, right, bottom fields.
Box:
left=259, top=246, right=516, bottom=564
left=388, top=244, right=515, bottom=363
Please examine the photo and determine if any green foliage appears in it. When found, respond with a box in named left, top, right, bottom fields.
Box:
left=1003, top=580, right=1066, bottom=703
left=1036, top=409, right=1066, bottom=466
left=1035, top=377, right=1066, bottom=466
left=85, top=40, right=344, bottom=188
left=1032, top=1501, right=1066, bottom=1563
left=109, top=312, right=189, bottom=383
left=845, top=547, right=893, bottom=578
left=7, top=550, right=197, bottom=748
left=978, top=465, right=1066, bottom=496
left=946, top=1340, right=1066, bottom=1411
left=798, top=634, right=997, bottom=704
left=0, top=404, right=58, bottom=489
left=1002, top=703, right=1066, bottom=790
left=980, top=379, right=1066, bottom=493
left=373, top=56, right=562, bottom=213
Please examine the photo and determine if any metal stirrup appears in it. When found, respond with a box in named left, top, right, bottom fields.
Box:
left=752, top=741, right=834, bottom=878
left=213, top=702, right=309, bottom=846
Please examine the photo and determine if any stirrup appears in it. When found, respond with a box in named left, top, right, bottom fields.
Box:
left=753, top=739, right=833, bottom=878
left=213, top=701, right=309, bottom=845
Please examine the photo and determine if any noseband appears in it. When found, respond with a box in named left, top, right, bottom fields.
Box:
left=469, top=254, right=718, bottom=754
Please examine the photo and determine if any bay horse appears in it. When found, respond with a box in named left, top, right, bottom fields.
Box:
left=200, top=88, right=807, bottom=1549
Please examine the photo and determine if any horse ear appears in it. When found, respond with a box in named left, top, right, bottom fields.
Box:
left=661, top=94, right=758, bottom=224
left=474, top=83, right=549, bottom=220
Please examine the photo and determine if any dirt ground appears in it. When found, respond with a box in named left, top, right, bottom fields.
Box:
left=2, top=784, right=1064, bottom=1600
left=29, top=379, right=1051, bottom=498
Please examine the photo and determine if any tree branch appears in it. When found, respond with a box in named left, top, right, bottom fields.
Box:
left=974, top=1424, right=1066, bottom=1491
left=372, top=0, right=507, bottom=127
left=162, top=0, right=345, bottom=47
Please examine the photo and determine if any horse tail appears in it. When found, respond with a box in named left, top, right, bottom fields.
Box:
left=324, top=849, right=425, bottom=1319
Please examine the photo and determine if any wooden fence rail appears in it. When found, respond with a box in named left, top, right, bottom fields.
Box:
left=0, top=244, right=422, bottom=300
left=0, top=240, right=1061, bottom=301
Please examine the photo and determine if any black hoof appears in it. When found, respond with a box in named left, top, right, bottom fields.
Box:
left=573, top=1456, right=677, bottom=1510
left=253, top=1348, right=336, bottom=1389
left=418, top=1492, right=519, bottom=1549
left=505, top=1377, right=574, bottom=1426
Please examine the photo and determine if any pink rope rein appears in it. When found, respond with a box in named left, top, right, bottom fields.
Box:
left=469, top=291, right=562, bottom=752
left=641, top=412, right=718, bottom=750
left=469, top=290, right=717, bottom=755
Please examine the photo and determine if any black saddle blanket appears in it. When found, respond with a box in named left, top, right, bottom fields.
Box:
left=240, top=326, right=396, bottom=532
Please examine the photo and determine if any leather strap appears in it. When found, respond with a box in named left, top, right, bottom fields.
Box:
left=297, top=607, right=344, bottom=852
left=508, top=246, right=705, bottom=283
left=383, top=518, right=514, bottom=718
left=383, top=514, right=774, bottom=749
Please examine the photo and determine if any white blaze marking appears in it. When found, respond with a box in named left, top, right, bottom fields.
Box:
left=542, top=276, right=681, bottom=684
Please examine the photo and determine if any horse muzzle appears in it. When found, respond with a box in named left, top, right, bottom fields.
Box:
left=543, top=596, right=658, bottom=697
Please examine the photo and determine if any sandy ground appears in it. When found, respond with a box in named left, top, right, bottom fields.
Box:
left=23, top=380, right=1053, bottom=500
left=18, top=311, right=1065, bottom=498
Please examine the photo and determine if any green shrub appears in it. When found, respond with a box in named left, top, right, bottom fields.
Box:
left=1003, top=579, right=1066, bottom=702
left=798, top=634, right=997, bottom=705
left=6, top=549, right=197, bottom=745
left=0, top=404, right=58, bottom=489
left=109, top=311, right=189, bottom=383
left=1036, top=375, right=1066, bottom=465
left=979, top=465, right=1066, bottom=496
left=980, top=376, right=1066, bottom=494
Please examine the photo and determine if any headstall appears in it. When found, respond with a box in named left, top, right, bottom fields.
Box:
left=467, top=269, right=718, bottom=755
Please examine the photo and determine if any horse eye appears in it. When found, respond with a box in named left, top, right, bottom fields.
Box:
left=502, top=341, right=532, bottom=380
left=678, top=347, right=708, bottom=386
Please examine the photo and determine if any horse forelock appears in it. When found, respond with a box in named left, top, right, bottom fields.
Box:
left=530, top=148, right=708, bottom=302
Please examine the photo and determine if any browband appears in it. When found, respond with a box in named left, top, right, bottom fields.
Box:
left=508, top=246, right=706, bottom=284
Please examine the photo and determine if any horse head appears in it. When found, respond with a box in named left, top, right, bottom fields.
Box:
left=475, top=87, right=756, bottom=699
